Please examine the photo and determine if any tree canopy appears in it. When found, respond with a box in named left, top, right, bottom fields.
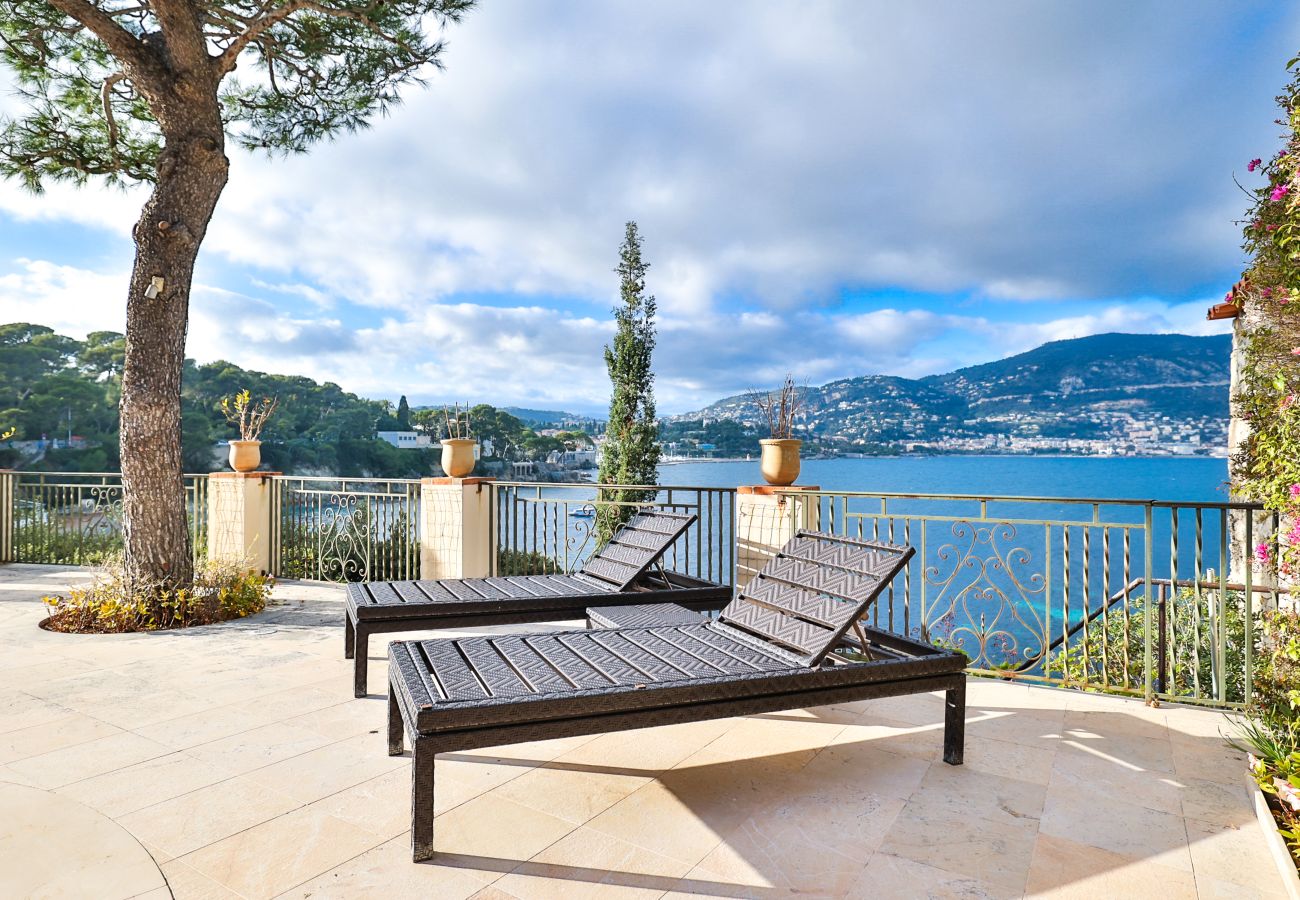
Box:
left=0, top=0, right=474, bottom=190
left=595, top=221, right=660, bottom=543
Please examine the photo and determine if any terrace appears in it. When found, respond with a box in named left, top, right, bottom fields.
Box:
left=0, top=473, right=1295, bottom=898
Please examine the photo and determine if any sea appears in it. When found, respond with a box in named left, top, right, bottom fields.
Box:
left=655, top=455, right=1230, bottom=502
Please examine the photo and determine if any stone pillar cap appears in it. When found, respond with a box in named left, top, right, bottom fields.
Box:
left=737, top=484, right=821, bottom=495
left=421, top=476, right=495, bottom=485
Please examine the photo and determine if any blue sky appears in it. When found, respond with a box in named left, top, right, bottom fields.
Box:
left=1, top=0, right=1297, bottom=414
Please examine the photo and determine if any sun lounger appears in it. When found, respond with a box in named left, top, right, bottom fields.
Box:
left=386, top=530, right=966, bottom=861
left=345, top=509, right=729, bottom=696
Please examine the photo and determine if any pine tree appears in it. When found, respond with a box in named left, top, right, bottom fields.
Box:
left=0, top=0, right=473, bottom=592
left=397, top=395, right=411, bottom=430
left=595, top=222, right=661, bottom=545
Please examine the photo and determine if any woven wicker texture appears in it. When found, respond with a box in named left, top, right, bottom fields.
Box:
left=346, top=510, right=698, bottom=618
left=719, top=531, right=915, bottom=665
left=587, top=603, right=703, bottom=629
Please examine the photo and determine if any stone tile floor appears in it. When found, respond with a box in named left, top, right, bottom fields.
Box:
left=0, top=563, right=1288, bottom=899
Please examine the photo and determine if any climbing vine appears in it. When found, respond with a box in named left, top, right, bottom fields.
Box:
left=1232, top=58, right=1300, bottom=578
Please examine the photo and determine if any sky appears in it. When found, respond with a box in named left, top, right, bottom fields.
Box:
left=0, top=0, right=1297, bottom=415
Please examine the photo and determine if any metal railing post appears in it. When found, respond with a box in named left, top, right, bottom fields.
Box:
left=0, top=470, right=12, bottom=563
left=1143, top=503, right=1155, bottom=704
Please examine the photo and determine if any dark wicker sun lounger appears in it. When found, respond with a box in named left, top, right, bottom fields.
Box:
left=386, top=530, right=966, bottom=861
left=345, top=510, right=729, bottom=696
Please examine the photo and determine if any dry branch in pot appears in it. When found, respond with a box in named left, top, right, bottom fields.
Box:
left=754, top=375, right=806, bottom=439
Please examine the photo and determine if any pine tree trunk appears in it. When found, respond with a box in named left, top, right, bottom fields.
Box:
left=120, top=118, right=229, bottom=591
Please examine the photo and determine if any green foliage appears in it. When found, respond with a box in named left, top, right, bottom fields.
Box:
left=42, top=557, right=272, bottom=633
left=596, top=222, right=661, bottom=544
left=1232, top=57, right=1300, bottom=578
left=495, top=547, right=562, bottom=576
left=1049, top=586, right=1249, bottom=702
left=0, top=0, right=474, bottom=189
left=0, top=321, right=594, bottom=478
left=1229, top=610, right=1300, bottom=864
left=659, top=418, right=762, bottom=457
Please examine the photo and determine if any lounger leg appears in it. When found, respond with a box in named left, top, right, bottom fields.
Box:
left=410, top=736, right=435, bottom=862
left=388, top=682, right=404, bottom=756
left=344, top=615, right=356, bottom=659
left=943, top=678, right=966, bottom=766
left=354, top=625, right=370, bottom=698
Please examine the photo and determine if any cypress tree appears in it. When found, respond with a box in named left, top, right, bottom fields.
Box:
left=596, top=222, right=661, bottom=545
left=397, top=395, right=411, bottom=430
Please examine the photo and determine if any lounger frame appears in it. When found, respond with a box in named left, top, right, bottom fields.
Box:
left=387, top=625, right=965, bottom=862
left=345, top=510, right=730, bottom=696
left=346, top=569, right=730, bottom=695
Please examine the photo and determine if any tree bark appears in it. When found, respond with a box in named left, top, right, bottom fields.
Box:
left=119, top=104, right=228, bottom=591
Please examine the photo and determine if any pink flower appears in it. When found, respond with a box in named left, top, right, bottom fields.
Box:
left=1256, top=542, right=1272, bottom=563
left=1292, top=348, right=1300, bottom=356
left=1267, top=224, right=1279, bottom=231
left=1271, top=185, right=1291, bottom=201
left=1263, top=287, right=1273, bottom=297
left=1249, top=158, right=1262, bottom=172
left=1291, top=483, right=1300, bottom=496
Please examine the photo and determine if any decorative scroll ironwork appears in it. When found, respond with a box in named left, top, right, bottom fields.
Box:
left=776, top=489, right=1288, bottom=709
left=10, top=472, right=207, bottom=567
left=922, top=521, right=1047, bottom=670
left=272, top=477, right=419, bottom=582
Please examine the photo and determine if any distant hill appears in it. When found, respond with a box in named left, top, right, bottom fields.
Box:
left=503, top=407, right=584, bottom=426
left=673, top=333, right=1232, bottom=456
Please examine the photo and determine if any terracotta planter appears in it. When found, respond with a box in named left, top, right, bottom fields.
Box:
left=228, top=440, right=261, bottom=473
left=759, top=439, right=802, bottom=486
left=440, top=439, right=477, bottom=478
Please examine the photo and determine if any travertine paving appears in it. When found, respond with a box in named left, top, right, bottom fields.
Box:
left=0, top=564, right=1287, bottom=899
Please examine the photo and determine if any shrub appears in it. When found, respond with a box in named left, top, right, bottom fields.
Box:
left=496, top=547, right=563, bottom=576
left=43, top=557, right=273, bottom=633
left=1230, top=609, right=1300, bottom=867
left=1049, top=586, right=1250, bottom=702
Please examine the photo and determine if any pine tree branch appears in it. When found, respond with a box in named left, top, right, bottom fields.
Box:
left=43, top=0, right=159, bottom=81
left=217, top=0, right=417, bottom=75
left=101, top=72, right=125, bottom=166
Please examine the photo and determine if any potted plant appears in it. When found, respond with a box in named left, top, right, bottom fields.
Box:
left=221, top=390, right=278, bottom=473
left=755, top=375, right=805, bottom=486
left=440, top=403, right=477, bottom=478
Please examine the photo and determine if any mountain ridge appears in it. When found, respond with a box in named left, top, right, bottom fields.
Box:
left=671, top=332, right=1231, bottom=456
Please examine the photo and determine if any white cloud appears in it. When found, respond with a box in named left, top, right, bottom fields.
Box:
left=4, top=1, right=1288, bottom=314
left=0, top=257, right=1229, bottom=414
left=0, top=1, right=1262, bottom=411
left=0, top=259, right=130, bottom=334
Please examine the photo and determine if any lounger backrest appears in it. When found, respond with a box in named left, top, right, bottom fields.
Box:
left=577, top=509, right=698, bottom=590
left=719, top=530, right=915, bottom=666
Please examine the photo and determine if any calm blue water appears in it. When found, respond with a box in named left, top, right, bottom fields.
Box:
left=656, top=455, right=1231, bottom=502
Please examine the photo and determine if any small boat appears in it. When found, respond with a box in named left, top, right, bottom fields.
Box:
left=571, top=504, right=596, bottom=519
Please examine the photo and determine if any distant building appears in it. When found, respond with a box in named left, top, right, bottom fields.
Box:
left=546, top=449, right=597, bottom=468
left=377, top=431, right=433, bottom=449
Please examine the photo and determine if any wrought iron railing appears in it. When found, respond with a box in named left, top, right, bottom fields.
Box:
left=1, top=471, right=208, bottom=568
left=766, top=490, right=1288, bottom=707
left=270, top=476, right=421, bottom=582
left=490, top=481, right=736, bottom=585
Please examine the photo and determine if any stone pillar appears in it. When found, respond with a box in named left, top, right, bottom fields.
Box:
left=207, top=472, right=278, bottom=574
left=734, top=485, right=820, bottom=591
left=420, top=477, right=493, bottom=580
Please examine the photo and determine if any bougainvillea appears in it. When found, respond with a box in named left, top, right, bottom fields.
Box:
left=1232, top=58, right=1300, bottom=579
